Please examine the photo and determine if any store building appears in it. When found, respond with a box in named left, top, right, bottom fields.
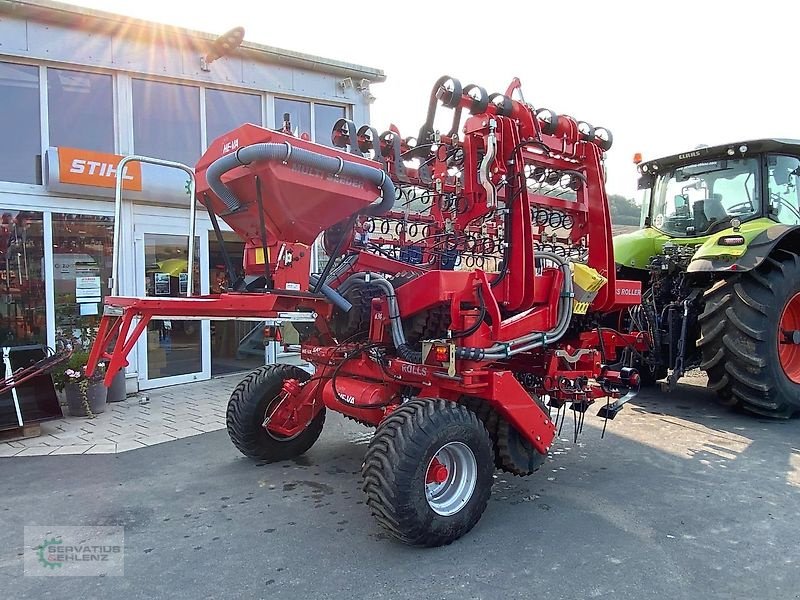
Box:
left=0, top=0, right=384, bottom=390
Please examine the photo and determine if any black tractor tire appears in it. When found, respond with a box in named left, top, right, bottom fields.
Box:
left=361, top=399, right=495, bottom=547
left=698, top=249, right=800, bottom=418
left=226, top=365, right=325, bottom=460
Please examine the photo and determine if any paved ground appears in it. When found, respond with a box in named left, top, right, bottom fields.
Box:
left=2, top=376, right=799, bottom=599
left=0, top=375, right=241, bottom=457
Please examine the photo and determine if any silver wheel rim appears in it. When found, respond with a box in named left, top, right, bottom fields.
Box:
left=425, top=442, right=477, bottom=516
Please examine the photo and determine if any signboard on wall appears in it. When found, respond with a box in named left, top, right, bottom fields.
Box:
left=57, top=147, right=143, bottom=191
left=44, top=147, right=195, bottom=207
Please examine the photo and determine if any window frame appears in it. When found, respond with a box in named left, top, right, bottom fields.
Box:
left=46, top=66, right=117, bottom=155
left=765, top=153, right=800, bottom=226
left=273, top=94, right=350, bottom=145
left=0, top=59, right=121, bottom=194
left=203, top=86, right=265, bottom=150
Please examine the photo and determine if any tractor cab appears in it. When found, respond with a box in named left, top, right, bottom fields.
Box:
left=637, top=139, right=800, bottom=238
left=615, top=139, right=800, bottom=272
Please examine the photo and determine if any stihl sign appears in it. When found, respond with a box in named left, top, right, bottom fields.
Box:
left=57, top=147, right=143, bottom=191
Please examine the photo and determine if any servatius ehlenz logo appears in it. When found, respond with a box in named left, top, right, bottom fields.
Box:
left=24, top=526, right=125, bottom=576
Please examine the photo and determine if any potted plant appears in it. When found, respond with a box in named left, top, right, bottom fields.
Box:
left=51, top=350, right=108, bottom=418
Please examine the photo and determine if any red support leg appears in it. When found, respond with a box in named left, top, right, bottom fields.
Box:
left=86, top=315, right=119, bottom=377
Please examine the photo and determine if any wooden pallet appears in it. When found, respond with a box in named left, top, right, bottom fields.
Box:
left=0, top=423, right=41, bottom=443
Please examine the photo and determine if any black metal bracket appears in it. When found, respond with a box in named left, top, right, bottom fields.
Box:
left=254, top=176, right=273, bottom=290
left=203, top=193, right=243, bottom=291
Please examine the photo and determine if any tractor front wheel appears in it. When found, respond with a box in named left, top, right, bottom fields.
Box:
left=226, top=365, right=325, bottom=460
left=699, top=249, right=800, bottom=417
left=362, top=399, right=494, bottom=547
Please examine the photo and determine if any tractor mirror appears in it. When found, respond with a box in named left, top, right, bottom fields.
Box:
left=773, top=167, right=790, bottom=186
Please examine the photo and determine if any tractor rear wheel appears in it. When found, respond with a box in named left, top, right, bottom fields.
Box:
left=226, top=365, right=325, bottom=460
left=698, top=249, right=800, bottom=417
left=361, top=399, right=494, bottom=547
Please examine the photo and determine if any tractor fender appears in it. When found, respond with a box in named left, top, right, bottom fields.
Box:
left=687, top=224, right=800, bottom=273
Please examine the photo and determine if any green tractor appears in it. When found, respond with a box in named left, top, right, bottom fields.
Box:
left=613, top=139, right=800, bottom=417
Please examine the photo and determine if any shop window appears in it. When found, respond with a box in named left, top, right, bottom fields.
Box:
left=52, top=214, right=114, bottom=345
left=274, top=98, right=311, bottom=139
left=132, top=79, right=201, bottom=167
left=48, top=69, right=114, bottom=153
left=0, top=63, right=41, bottom=184
left=0, top=211, right=46, bottom=346
left=206, top=88, right=262, bottom=146
left=314, top=103, right=347, bottom=147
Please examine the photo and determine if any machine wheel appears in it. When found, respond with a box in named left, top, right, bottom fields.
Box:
left=391, top=272, right=451, bottom=344
left=496, top=417, right=546, bottom=476
left=698, top=249, right=800, bottom=417
left=362, top=399, right=494, bottom=547
left=459, top=395, right=501, bottom=468
left=330, top=282, right=381, bottom=341
left=226, top=365, right=325, bottom=460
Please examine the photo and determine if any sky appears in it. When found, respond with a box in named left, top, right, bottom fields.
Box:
left=74, top=0, right=800, bottom=199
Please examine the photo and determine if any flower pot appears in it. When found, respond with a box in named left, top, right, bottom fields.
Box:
left=107, top=370, right=127, bottom=403
left=64, top=381, right=107, bottom=417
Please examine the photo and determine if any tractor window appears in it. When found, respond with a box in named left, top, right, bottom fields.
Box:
left=651, top=158, right=759, bottom=237
left=767, top=154, right=800, bottom=225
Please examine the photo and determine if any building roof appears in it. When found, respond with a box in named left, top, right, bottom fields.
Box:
left=0, top=0, right=386, bottom=81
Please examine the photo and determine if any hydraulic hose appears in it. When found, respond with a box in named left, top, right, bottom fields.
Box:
left=308, top=274, right=352, bottom=313
left=205, top=142, right=395, bottom=216
left=330, top=252, right=574, bottom=364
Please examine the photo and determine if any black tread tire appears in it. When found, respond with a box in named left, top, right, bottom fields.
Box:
left=497, top=393, right=549, bottom=476
left=361, top=399, right=494, bottom=547
left=698, top=249, right=800, bottom=417
left=496, top=417, right=546, bottom=476
left=459, top=396, right=501, bottom=468
left=392, top=272, right=451, bottom=345
left=226, top=365, right=325, bottom=460
left=330, top=283, right=381, bottom=341
left=403, top=305, right=451, bottom=345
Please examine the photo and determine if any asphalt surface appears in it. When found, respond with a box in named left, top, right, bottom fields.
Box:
left=2, top=376, right=799, bottom=600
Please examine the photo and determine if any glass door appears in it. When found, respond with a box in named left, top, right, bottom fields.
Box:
left=135, top=230, right=209, bottom=389
left=209, top=232, right=265, bottom=376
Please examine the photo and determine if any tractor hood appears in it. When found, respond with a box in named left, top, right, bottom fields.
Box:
left=613, top=228, right=662, bottom=269
left=688, top=218, right=774, bottom=265
left=614, top=219, right=777, bottom=271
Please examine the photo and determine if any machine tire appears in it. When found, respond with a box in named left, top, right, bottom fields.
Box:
left=496, top=417, right=546, bottom=476
left=330, top=283, right=381, bottom=341
left=698, top=249, right=800, bottom=417
left=391, top=272, right=451, bottom=344
left=226, top=365, right=325, bottom=460
left=362, top=398, right=494, bottom=547
left=459, top=395, right=501, bottom=468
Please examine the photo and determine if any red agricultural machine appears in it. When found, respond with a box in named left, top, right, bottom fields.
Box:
left=87, top=75, right=649, bottom=546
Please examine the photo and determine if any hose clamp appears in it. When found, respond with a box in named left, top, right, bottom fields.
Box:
left=283, top=142, right=292, bottom=165
left=334, top=156, right=344, bottom=177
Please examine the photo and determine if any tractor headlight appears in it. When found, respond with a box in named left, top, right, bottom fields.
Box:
left=718, top=235, right=745, bottom=246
